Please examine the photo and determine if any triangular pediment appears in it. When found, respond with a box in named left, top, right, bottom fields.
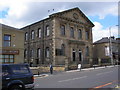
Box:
left=50, top=7, right=94, bottom=27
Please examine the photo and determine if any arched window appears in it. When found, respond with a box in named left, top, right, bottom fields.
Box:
left=37, top=48, right=41, bottom=58
left=25, top=32, right=28, bottom=41
left=38, top=28, right=41, bottom=38
left=45, top=47, right=50, bottom=58
left=86, top=46, right=89, bottom=56
left=78, top=29, right=82, bottom=39
left=31, top=30, right=35, bottom=40
left=70, top=27, right=74, bottom=38
left=60, top=25, right=65, bottom=36
left=61, top=44, right=65, bottom=56
left=24, top=49, right=27, bottom=58
left=46, top=25, right=50, bottom=36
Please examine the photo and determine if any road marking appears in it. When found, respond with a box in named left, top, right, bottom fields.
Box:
left=93, top=80, right=117, bottom=89
left=96, top=71, right=113, bottom=76
left=58, top=76, right=87, bottom=83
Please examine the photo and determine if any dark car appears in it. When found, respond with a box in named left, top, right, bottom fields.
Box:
left=1, top=64, right=34, bottom=90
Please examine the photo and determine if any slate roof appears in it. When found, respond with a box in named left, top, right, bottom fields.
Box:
left=93, top=37, right=120, bottom=44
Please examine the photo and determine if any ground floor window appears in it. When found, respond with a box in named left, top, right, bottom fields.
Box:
left=0, top=55, right=14, bottom=63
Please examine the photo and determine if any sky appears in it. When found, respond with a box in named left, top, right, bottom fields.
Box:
left=0, top=0, right=119, bottom=42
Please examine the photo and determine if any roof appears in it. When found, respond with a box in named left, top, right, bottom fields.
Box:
left=21, top=7, right=94, bottom=29
left=50, top=7, right=94, bottom=27
left=93, top=37, right=120, bottom=44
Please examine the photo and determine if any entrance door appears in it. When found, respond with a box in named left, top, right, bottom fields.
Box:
left=79, top=50, right=82, bottom=63
left=72, top=49, right=76, bottom=61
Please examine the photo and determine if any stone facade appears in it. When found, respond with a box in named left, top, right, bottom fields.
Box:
left=21, top=8, right=94, bottom=68
left=93, top=37, right=120, bottom=65
left=0, top=24, right=24, bottom=64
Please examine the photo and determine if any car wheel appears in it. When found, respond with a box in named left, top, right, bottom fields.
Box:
left=10, top=84, right=24, bottom=90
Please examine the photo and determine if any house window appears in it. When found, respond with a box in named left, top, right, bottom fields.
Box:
left=105, top=46, right=110, bottom=56
left=86, top=46, right=89, bottom=56
left=86, top=31, right=89, bottom=40
left=78, top=29, right=82, bottom=39
left=60, top=25, right=65, bottom=36
left=61, top=44, right=65, bottom=56
left=30, top=49, right=34, bottom=58
left=0, top=55, right=14, bottom=63
left=38, top=28, right=41, bottom=38
left=4, top=34, right=11, bottom=47
left=70, top=27, right=74, bottom=38
left=46, top=25, right=50, bottom=36
left=45, top=47, right=50, bottom=58
left=37, top=48, right=41, bottom=58
left=31, top=30, right=35, bottom=40
left=24, top=49, right=27, bottom=58
left=25, top=32, right=28, bottom=41
left=72, top=49, right=76, bottom=61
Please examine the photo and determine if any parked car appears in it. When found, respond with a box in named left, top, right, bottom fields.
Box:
left=1, top=64, right=34, bottom=90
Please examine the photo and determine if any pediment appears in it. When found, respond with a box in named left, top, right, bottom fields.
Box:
left=50, top=8, right=94, bottom=27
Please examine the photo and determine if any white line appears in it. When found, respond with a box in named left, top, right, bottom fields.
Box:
left=96, top=71, right=113, bottom=76
left=58, top=76, right=87, bottom=83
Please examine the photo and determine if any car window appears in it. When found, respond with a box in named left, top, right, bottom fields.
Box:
left=10, top=65, right=30, bottom=74
left=2, top=66, right=9, bottom=76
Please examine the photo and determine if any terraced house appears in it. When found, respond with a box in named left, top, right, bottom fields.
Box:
left=21, top=7, right=94, bottom=68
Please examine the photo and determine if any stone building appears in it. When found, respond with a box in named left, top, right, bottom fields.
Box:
left=21, top=7, right=94, bottom=68
left=93, top=37, right=120, bottom=65
left=0, top=24, right=24, bottom=64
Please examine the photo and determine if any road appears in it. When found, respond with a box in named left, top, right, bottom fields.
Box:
left=34, top=66, right=119, bottom=89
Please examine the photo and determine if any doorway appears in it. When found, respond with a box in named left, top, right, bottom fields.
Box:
left=72, top=49, right=76, bottom=61
left=79, top=50, right=82, bottom=63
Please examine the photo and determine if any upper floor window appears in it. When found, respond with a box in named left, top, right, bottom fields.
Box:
left=38, top=28, right=41, bottom=38
left=85, top=46, right=89, bottom=56
left=86, top=31, right=89, bottom=40
left=46, top=25, right=50, bottom=36
left=70, top=27, right=74, bottom=38
left=78, top=29, right=82, bottom=39
left=4, top=34, right=11, bottom=47
left=60, top=25, right=65, bottom=36
left=37, top=48, right=41, bottom=58
left=45, top=47, right=50, bottom=58
left=25, top=32, right=28, bottom=41
left=31, top=30, right=35, bottom=40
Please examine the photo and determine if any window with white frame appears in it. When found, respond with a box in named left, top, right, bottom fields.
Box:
left=45, top=47, right=50, bottom=58
left=46, top=25, right=50, bottom=36
left=60, top=25, right=65, bottom=36
left=38, top=28, right=41, bottom=38
left=78, top=29, right=82, bottom=39
left=25, top=32, right=28, bottom=41
left=105, top=46, right=110, bottom=56
left=31, top=30, right=35, bottom=40
left=70, top=27, right=74, bottom=38
left=37, top=48, right=41, bottom=58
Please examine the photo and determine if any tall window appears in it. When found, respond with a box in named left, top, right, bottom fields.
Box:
left=70, top=27, right=74, bottom=38
left=25, top=32, right=28, bottom=41
left=46, top=25, right=50, bottom=36
left=31, top=30, right=35, bottom=40
left=78, top=29, right=82, bottom=39
left=60, top=25, right=65, bottom=36
left=24, top=49, right=27, bottom=58
left=105, top=46, right=110, bottom=56
left=45, top=47, right=50, bottom=58
left=86, top=46, right=89, bottom=56
left=0, top=55, right=14, bottom=63
left=4, top=34, right=11, bottom=47
left=38, top=28, right=41, bottom=38
left=72, top=49, right=76, bottom=61
left=37, top=48, right=41, bottom=58
left=61, top=44, right=65, bottom=56
left=30, top=49, right=34, bottom=58
left=86, top=31, right=89, bottom=40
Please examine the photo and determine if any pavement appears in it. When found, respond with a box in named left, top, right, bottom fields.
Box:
left=34, top=65, right=119, bottom=78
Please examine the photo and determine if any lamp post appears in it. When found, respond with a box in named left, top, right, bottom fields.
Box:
left=109, top=25, right=118, bottom=65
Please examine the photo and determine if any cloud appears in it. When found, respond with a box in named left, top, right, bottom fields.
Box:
left=92, top=22, right=118, bottom=42
left=0, top=2, right=118, bottom=28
